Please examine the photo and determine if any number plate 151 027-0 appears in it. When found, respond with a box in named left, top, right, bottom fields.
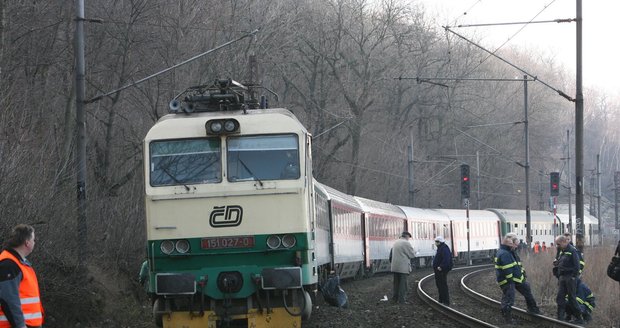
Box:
left=201, top=236, right=255, bottom=249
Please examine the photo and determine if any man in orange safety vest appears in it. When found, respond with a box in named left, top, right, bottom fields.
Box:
left=0, top=224, right=44, bottom=328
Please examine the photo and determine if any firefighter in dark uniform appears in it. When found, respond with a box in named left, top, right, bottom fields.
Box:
left=554, top=235, right=583, bottom=323
left=495, top=234, right=541, bottom=324
left=554, top=232, right=585, bottom=276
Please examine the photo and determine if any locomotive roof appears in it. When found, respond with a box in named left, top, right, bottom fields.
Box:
left=314, top=181, right=362, bottom=212
left=397, top=206, right=451, bottom=222
left=145, top=108, right=308, bottom=140
left=354, top=196, right=405, bottom=218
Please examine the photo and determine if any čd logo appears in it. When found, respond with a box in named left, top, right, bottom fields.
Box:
left=210, top=205, right=243, bottom=227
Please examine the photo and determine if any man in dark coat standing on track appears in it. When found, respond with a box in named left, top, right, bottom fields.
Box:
left=554, top=235, right=584, bottom=324
left=390, top=231, right=416, bottom=304
left=432, top=236, right=452, bottom=306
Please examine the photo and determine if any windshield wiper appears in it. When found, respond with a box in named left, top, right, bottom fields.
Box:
left=238, top=158, right=263, bottom=187
left=160, top=166, right=190, bottom=191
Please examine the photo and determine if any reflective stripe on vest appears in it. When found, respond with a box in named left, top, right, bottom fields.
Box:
left=0, top=250, right=44, bottom=327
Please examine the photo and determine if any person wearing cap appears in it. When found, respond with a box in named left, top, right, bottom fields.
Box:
left=496, top=233, right=541, bottom=324
left=389, top=231, right=415, bottom=304
left=432, top=236, right=452, bottom=306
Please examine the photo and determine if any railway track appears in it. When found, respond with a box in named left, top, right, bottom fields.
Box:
left=418, top=265, right=585, bottom=328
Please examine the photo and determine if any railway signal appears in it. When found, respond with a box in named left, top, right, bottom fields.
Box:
left=460, top=164, right=471, bottom=199
left=550, top=172, right=560, bottom=196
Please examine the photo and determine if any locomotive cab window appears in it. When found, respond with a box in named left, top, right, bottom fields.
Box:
left=227, top=134, right=300, bottom=182
left=150, top=138, right=221, bottom=186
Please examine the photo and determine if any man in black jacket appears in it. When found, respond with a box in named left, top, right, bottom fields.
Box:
left=554, top=235, right=583, bottom=323
left=432, top=236, right=452, bottom=306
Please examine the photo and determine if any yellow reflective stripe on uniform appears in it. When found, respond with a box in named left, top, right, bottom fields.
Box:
left=20, top=296, right=41, bottom=304
left=498, top=279, right=508, bottom=285
left=497, top=262, right=517, bottom=270
left=576, top=297, right=594, bottom=311
left=512, top=276, right=523, bottom=283
left=563, top=251, right=572, bottom=255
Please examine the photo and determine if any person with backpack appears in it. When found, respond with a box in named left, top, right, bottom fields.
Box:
left=607, top=240, right=620, bottom=284
left=432, top=236, right=452, bottom=306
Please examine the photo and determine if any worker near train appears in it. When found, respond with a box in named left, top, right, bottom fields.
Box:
left=553, top=235, right=584, bottom=323
left=495, top=234, right=541, bottom=324
left=389, top=231, right=416, bottom=304
left=554, top=232, right=585, bottom=276
left=607, top=240, right=620, bottom=284
left=0, top=224, right=44, bottom=328
left=432, top=236, right=452, bottom=306
left=564, top=279, right=595, bottom=323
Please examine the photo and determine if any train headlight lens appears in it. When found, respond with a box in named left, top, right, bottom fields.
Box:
left=206, top=119, right=239, bottom=135
left=224, top=120, right=237, bottom=132
left=266, top=235, right=281, bottom=249
left=282, top=234, right=296, bottom=248
left=160, top=240, right=175, bottom=255
left=209, top=121, right=223, bottom=133
left=175, top=239, right=190, bottom=254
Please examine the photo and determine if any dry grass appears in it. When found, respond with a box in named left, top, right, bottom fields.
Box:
left=520, top=245, right=620, bottom=327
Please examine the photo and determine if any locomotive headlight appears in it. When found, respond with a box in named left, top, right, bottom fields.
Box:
left=209, top=121, right=223, bottom=133
left=175, top=239, right=191, bottom=254
left=224, top=120, right=237, bottom=132
left=206, top=119, right=240, bottom=135
left=282, top=234, right=296, bottom=248
left=266, top=235, right=282, bottom=249
left=160, top=240, right=175, bottom=255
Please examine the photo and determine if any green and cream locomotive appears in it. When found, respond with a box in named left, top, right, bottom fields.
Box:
left=143, top=80, right=314, bottom=327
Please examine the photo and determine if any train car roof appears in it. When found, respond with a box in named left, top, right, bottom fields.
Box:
left=314, top=180, right=363, bottom=212
left=397, top=206, right=451, bottom=222
left=556, top=213, right=597, bottom=225
left=145, top=108, right=308, bottom=140
left=354, top=196, right=405, bottom=218
left=436, top=209, right=500, bottom=221
left=487, top=208, right=556, bottom=223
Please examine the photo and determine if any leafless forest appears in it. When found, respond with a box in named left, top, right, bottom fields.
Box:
left=1, top=0, right=619, bottom=326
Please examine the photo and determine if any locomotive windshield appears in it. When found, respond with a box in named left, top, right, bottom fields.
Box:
left=227, top=134, right=300, bottom=182
left=150, top=138, right=221, bottom=186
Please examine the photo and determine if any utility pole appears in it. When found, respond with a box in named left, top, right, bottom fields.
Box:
left=597, top=154, right=602, bottom=245
left=538, top=171, right=544, bottom=210
left=614, top=172, right=620, bottom=236
left=575, top=0, right=585, bottom=252
left=567, top=130, right=573, bottom=234
left=589, top=175, right=595, bottom=216
left=476, top=151, right=481, bottom=210
left=74, top=0, right=88, bottom=266
left=408, top=129, right=415, bottom=206
left=523, top=75, right=532, bottom=249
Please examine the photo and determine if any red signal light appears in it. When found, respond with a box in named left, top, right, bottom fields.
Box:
left=463, top=177, right=469, bottom=182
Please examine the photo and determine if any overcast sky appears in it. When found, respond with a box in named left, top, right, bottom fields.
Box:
left=416, top=0, right=619, bottom=96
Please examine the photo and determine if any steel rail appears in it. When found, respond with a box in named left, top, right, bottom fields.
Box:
left=461, top=268, right=584, bottom=328
left=418, top=265, right=498, bottom=328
